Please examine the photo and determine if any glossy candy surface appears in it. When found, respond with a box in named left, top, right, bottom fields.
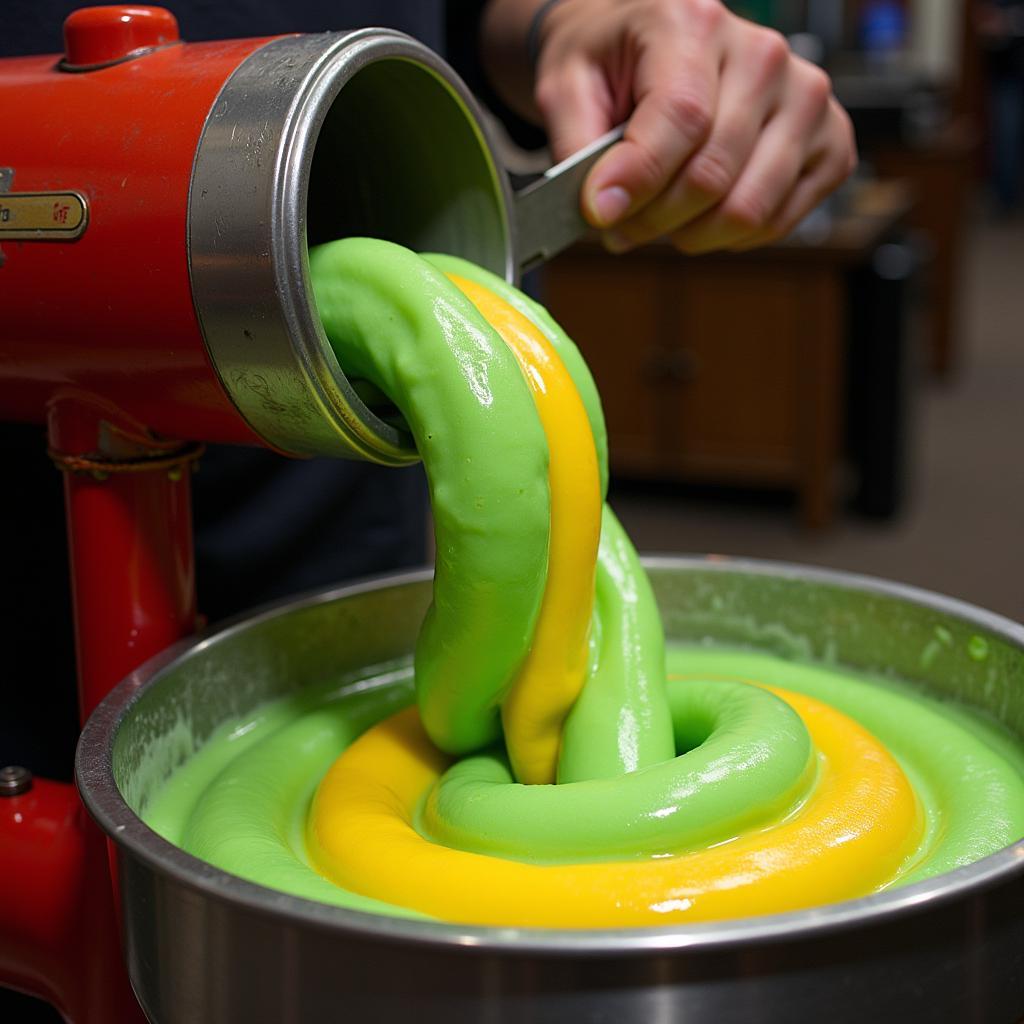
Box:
left=145, top=239, right=1024, bottom=926
left=146, top=646, right=1024, bottom=924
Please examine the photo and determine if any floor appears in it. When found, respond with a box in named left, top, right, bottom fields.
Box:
left=612, top=215, right=1024, bottom=624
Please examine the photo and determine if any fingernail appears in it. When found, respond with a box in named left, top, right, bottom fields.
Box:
left=603, top=229, right=633, bottom=254
left=592, top=186, right=631, bottom=227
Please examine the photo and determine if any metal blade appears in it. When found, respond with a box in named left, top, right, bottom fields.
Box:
left=513, top=124, right=625, bottom=275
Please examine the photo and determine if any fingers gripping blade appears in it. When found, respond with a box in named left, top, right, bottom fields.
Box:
left=513, top=125, right=625, bottom=275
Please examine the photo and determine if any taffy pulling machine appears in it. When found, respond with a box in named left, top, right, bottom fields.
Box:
left=0, top=5, right=538, bottom=1018
left=1, top=7, right=1022, bottom=1024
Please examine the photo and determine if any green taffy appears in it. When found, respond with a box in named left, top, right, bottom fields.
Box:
left=310, top=239, right=550, bottom=756
left=669, top=648, right=1024, bottom=882
left=314, top=240, right=675, bottom=781
left=149, top=666, right=424, bottom=917
left=422, top=253, right=676, bottom=781
left=144, top=647, right=1024, bottom=913
left=422, top=254, right=609, bottom=499
left=559, top=506, right=674, bottom=781
left=140, top=242, right=1024, bottom=920
left=419, top=676, right=814, bottom=861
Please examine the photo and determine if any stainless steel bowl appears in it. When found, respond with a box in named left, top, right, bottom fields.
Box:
left=76, top=559, right=1024, bottom=1023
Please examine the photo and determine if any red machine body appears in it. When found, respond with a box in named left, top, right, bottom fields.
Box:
left=0, top=8, right=512, bottom=1018
left=0, top=7, right=270, bottom=447
left=0, top=10, right=279, bottom=1020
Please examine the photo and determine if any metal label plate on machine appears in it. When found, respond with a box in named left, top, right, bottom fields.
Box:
left=0, top=190, right=88, bottom=241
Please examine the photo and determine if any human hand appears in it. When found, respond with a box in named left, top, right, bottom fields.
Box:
left=483, top=0, right=857, bottom=254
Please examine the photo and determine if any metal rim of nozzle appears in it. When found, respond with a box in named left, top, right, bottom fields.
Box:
left=188, top=29, right=516, bottom=463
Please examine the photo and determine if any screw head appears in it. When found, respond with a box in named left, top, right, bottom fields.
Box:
left=0, top=765, right=33, bottom=796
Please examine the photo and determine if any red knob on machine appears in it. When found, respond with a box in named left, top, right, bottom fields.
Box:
left=62, top=5, right=180, bottom=70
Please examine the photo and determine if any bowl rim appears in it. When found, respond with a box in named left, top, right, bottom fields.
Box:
left=75, top=555, right=1024, bottom=956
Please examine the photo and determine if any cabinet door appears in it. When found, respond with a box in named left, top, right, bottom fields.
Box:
left=543, top=253, right=668, bottom=475
left=669, top=265, right=801, bottom=483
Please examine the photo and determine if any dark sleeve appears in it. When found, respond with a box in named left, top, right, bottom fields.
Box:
left=0, top=1, right=445, bottom=55
left=446, top=0, right=548, bottom=150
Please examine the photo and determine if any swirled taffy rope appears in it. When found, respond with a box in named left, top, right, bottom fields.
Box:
left=425, top=255, right=674, bottom=783
left=309, top=241, right=551, bottom=761
left=257, top=237, right=1024, bottom=927
left=307, top=686, right=920, bottom=926
left=305, top=241, right=929, bottom=929
left=162, top=647, right=1024, bottom=920
left=444, top=272, right=600, bottom=784
left=310, top=241, right=674, bottom=784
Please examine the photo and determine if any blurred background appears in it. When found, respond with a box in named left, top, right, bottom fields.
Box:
left=2, top=7, right=1020, bottom=1017
left=538, top=0, right=1024, bottom=622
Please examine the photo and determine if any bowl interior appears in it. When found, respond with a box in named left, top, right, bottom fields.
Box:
left=110, top=560, right=1024, bottom=822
